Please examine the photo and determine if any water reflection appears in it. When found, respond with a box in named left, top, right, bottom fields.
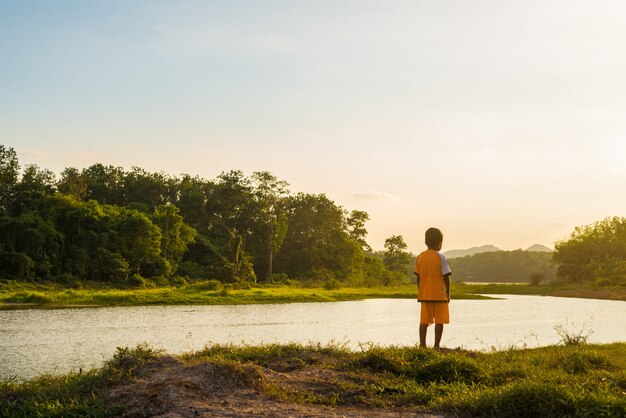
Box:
left=1, top=295, right=624, bottom=380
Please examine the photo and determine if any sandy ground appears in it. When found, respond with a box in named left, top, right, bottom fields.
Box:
left=106, top=356, right=448, bottom=418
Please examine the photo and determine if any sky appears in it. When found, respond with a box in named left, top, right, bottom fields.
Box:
left=1, top=0, right=625, bottom=253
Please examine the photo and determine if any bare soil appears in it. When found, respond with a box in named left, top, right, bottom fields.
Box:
left=106, top=356, right=447, bottom=417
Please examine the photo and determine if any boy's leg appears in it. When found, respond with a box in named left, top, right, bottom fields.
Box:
left=434, top=324, right=444, bottom=348
left=419, top=323, right=428, bottom=347
left=419, top=302, right=432, bottom=347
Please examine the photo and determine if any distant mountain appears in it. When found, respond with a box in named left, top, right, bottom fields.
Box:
left=444, top=245, right=501, bottom=259
left=525, top=244, right=553, bottom=252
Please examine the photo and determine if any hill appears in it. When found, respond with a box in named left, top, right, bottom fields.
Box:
left=444, top=245, right=500, bottom=259
left=526, top=244, right=552, bottom=252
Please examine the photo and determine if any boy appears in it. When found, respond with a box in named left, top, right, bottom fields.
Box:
left=414, top=227, right=451, bottom=348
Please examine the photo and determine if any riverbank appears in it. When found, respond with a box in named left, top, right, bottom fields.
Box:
left=1, top=281, right=624, bottom=310
left=0, top=281, right=490, bottom=310
left=456, top=282, right=626, bottom=301
left=3, top=340, right=625, bottom=417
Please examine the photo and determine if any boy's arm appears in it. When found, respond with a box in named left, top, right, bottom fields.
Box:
left=443, top=274, right=451, bottom=302
left=414, top=272, right=420, bottom=289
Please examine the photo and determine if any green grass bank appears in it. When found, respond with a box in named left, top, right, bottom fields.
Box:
left=1, top=280, right=624, bottom=310
left=2, top=341, right=625, bottom=417
left=0, top=281, right=491, bottom=309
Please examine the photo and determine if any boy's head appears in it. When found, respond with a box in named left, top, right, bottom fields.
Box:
left=425, top=227, right=443, bottom=250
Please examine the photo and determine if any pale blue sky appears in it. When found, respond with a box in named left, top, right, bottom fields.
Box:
left=2, top=1, right=626, bottom=251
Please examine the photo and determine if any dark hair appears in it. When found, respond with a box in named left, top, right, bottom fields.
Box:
left=425, top=227, right=443, bottom=249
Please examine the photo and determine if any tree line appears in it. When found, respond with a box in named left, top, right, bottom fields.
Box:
left=448, top=250, right=556, bottom=284
left=449, top=216, right=626, bottom=288
left=553, top=216, right=626, bottom=288
left=0, top=145, right=412, bottom=287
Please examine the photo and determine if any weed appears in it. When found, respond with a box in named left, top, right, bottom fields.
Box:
left=554, top=320, right=593, bottom=346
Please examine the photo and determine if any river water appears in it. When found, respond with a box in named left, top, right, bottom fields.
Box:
left=1, top=295, right=625, bottom=380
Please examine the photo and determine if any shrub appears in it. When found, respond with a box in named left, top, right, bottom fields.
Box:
left=271, top=273, right=289, bottom=283
left=324, top=278, right=342, bottom=290
left=170, top=276, right=187, bottom=287
left=129, top=274, right=147, bottom=288
left=187, top=279, right=222, bottom=291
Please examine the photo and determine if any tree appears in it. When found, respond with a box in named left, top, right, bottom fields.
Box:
left=250, top=171, right=290, bottom=282
left=347, top=210, right=371, bottom=251
left=57, top=167, right=87, bottom=199
left=553, top=217, right=626, bottom=286
left=81, top=164, right=125, bottom=205
left=275, top=193, right=363, bottom=281
left=151, top=204, right=196, bottom=273
left=19, top=164, right=56, bottom=195
left=0, top=145, right=19, bottom=212
left=383, top=235, right=411, bottom=277
left=123, top=167, right=173, bottom=211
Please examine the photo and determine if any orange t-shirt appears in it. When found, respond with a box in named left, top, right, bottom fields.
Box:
left=414, top=249, right=452, bottom=302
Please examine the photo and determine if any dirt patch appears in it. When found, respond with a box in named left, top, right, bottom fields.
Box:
left=106, top=356, right=447, bottom=417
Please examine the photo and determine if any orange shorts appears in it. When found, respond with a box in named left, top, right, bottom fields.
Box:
left=420, top=302, right=449, bottom=324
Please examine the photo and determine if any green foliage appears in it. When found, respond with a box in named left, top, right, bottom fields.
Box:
left=347, top=210, right=371, bottom=251
left=554, top=217, right=626, bottom=285
left=0, top=145, right=19, bottom=212
left=383, top=235, right=411, bottom=278
left=105, top=344, right=161, bottom=376
left=449, top=250, right=557, bottom=283
left=359, top=255, right=396, bottom=286
left=151, top=204, right=196, bottom=273
left=274, top=193, right=364, bottom=282
left=324, top=278, right=342, bottom=290
left=0, top=147, right=383, bottom=287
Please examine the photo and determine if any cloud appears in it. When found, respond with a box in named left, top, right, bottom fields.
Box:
left=19, top=148, right=49, bottom=161
left=351, top=189, right=395, bottom=200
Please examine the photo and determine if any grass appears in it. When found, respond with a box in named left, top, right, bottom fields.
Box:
left=1, top=279, right=624, bottom=310
left=3, top=341, right=625, bottom=417
left=456, top=281, right=626, bottom=301
left=0, top=344, right=161, bottom=418
left=0, top=281, right=491, bottom=309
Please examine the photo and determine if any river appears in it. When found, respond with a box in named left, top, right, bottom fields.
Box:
left=1, top=295, right=625, bottom=380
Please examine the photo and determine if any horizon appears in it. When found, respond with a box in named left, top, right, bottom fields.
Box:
left=2, top=1, right=625, bottom=253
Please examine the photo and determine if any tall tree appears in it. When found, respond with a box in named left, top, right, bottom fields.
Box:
left=81, top=164, right=125, bottom=205
left=57, top=167, right=87, bottom=199
left=0, top=145, right=19, bottom=212
left=250, top=171, right=290, bottom=282
left=347, top=210, right=371, bottom=251
left=383, top=235, right=411, bottom=277
left=123, top=167, right=173, bottom=211
left=151, top=204, right=196, bottom=273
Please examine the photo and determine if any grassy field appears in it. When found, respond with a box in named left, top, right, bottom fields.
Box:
left=0, top=281, right=491, bottom=309
left=3, top=340, right=625, bottom=417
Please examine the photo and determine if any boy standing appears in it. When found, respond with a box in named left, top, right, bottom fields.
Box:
left=414, top=227, right=451, bottom=348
